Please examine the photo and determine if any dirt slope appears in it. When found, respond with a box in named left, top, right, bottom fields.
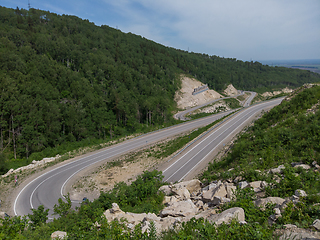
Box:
left=174, top=76, right=222, bottom=109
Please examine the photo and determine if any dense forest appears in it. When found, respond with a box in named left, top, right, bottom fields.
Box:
left=0, top=6, right=319, bottom=165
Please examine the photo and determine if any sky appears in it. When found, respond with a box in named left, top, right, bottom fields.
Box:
left=1, top=0, right=320, bottom=61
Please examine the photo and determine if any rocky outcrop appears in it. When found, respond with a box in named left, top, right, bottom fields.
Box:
left=202, top=182, right=235, bottom=203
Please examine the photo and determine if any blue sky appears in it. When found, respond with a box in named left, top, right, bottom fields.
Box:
left=1, top=0, right=320, bottom=61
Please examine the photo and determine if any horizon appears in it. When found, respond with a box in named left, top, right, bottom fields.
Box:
left=1, top=1, right=319, bottom=62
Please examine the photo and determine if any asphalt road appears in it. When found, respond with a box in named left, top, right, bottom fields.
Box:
left=174, top=91, right=254, bottom=120
left=161, top=97, right=284, bottom=183
left=14, top=110, right=234, bottom=218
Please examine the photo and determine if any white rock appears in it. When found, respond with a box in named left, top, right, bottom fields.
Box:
left=171, top=187, right=190, bottom=200
left=51, top=231, right=67, bottom=239
left=311, top=219, right=320, bottom=231
left=206, top=207, right=245, bottom=225
left=269, top=165, right=285, bottom=174
left=294, top=189, right=307, bottom=197
left=294, top=164, right=311, bottom=170
left=238, top=181, right=248, bottom=189
left=202, top=183, right=227, bottom=202
left=212, top=196, right=231, bottom=206
left=159, top=199, right=198, bottom=218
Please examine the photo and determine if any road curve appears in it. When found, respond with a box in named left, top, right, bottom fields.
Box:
left=174, top=91, right=256, bottom=121
left=14, top=110, right=235, bottom=218
left=161, top=97, right=284, bottom=183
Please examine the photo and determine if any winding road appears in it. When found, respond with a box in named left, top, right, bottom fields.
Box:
left=14, top=93, right=282, bottom=219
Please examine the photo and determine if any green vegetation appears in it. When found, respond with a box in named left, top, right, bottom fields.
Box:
left=0, top=6, right=319, bottom=173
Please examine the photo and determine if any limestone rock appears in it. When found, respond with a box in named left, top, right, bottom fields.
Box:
left=163, top=196, right=179, bottom=206
left=51, top=231, right=67, bottom=239
left=225, top=184, right=236, bottom=199
left=238, top=181, right=248, bottom=189
left=212, top=196, right=231, bottom=206
left=171, top=187, right=190, bottom=200
left=202, top=182, right=228, bottom=202
left=311, top=219, right=320, bottom=231
left=293, top=164, right=311, bottom=170
left=159, top=199, right=198, bottom=218
left=269, top=165, right=285, bottom=174
left=254, top=197, right=286, bottom=209
left=172, top=179, right=202, bottom=194
left=159, top=185, right=172, bottom=195
left=277, top=227, right=320, bottom=240
left=202, top=181, right=219, bottom=191
left=206, top=207, right=245, bottom=225
left=294, top=189, right=307, bottom=198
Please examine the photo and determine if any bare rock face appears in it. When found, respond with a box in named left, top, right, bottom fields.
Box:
left=159, top=199, right=198, bottom=218
left=159, top=185, right=172, bottom=195
left=51, top=231, right=67, bottom=239
left=254, top=197, right=286, bottom=209
left=206, top=207, right=245, bottom=225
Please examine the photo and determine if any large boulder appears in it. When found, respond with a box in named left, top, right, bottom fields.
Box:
left=159, top=199, right=198, bottom=218
left=163, top=196, right=179, bottom=206
left=172, top=179, right=202, bottom=194
left=206, top=207, right=245, bottom=225
left=202, top=182, right=229, bottom=202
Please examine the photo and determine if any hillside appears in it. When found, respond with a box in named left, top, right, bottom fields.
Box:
left=1, top=5, right=320, bottom=172
left=1, top=83, right=319, bottom=239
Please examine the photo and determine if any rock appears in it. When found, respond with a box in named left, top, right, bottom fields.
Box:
left=163, top=196, right=179, bottom=206
left=159, top=199, right=198, bottom=218
left=194, top=208, right=218, bottom=220
left=51, top=231, right=67, bottom=239
left=212, top=196, right=231, bottom=206
left=269, top=165, right=285, bottom=174
left=283, top=224, right=297, bottom=229
left=294, top=164, right=311, bottom=170
left=202, top=182, right=228, bottom=202
left=206, top=207, right=245, bottom=225
left=202, top=181, right=219, bottom=191
left=312, top=161, right=320, bottom=169
left=238, top=181, right=248, bottom=189
left=311, top=219, right=320, bottom=231
left=294, top=189, right=307, bottom=198
left=233, top=176, right=243, bottom=183
left=159, top=185, right=172, bottom=195
left=254, top=197, right=286, bottom=209
left=103, top=203, right=157, bottom=226
left=276, top=227, right=320, bottom=240
left=239, top=221, right=247, bottom=225
left=171, top=187, right=190, bottom=200
left=268, top=208, right=282, bottom=225
left=248, top=181, right=268, bottom=192
left=194, top=200, right=204, bottom=209
left=225, top=184, right=236, bottom=199
left=172, top=179, right=202, bottom=194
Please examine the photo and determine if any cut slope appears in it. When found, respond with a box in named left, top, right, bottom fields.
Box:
left=175, top=76, right=223, bottom=109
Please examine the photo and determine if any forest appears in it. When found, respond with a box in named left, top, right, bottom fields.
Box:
left=0, top=6, right=320, bottom=170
